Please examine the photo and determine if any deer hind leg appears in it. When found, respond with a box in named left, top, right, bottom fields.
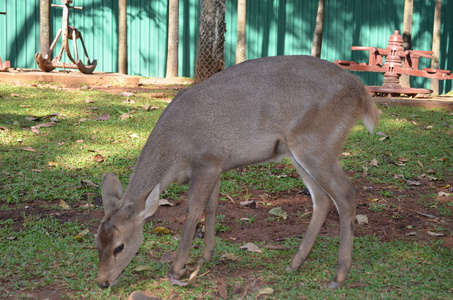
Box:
left=287, top=154, right=331, bottom=272
left=171, top=169, right=221, bottom=279
left=290, top=152, right=357, bottom=289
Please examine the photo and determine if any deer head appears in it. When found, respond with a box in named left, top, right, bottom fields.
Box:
left=95, top=172, right=160, bottom=288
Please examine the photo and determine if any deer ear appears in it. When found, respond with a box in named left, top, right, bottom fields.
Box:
left=139, top=184, right=160, bottom=221
left=101, top=172, right=124, bottom=215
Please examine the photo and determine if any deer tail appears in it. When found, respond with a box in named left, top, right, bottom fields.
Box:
left=361, top=93, right=379, bottom=134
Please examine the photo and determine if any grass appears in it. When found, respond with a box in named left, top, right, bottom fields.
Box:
left=1, top=82, right=452, bottom=299
left=1, top=218, right=452, bottom=299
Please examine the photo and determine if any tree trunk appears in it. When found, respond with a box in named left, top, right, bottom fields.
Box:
left=400, top=0, right=413, bottom=88
left=118, top=0, right=128, bottom=74
left=311, top=0, right=325, bottom=58
left=235, top=0, right=246, bottom=64
left=166, top=0, right=179, bottom=78
left=39, top=0, right=50, bottom=55
left=194, top=0, right=226, bottom=84
left=430, top=0, right=442, bottom=95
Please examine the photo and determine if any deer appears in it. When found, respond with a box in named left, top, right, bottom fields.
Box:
left=95, top=55, right=379, bottom=289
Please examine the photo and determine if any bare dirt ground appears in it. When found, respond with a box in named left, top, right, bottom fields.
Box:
left=3, top=169, right=452, bottom=248
left=1, top=78, right=452, bottom=299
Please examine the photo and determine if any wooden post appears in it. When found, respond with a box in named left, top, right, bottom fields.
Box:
left=166, top=0, right=179, bottom=78
left=400, top=0, right=413, bottom=88
left=40, top=0, right=51, bottom=55
left=430, top=0, right=442, bottom=95
left=118, top=0, right=128, bottom=74
left=235, top=0, right=246, bottom=64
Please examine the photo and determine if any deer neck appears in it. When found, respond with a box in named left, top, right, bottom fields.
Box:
left=121, top=145, right=189, bottom=204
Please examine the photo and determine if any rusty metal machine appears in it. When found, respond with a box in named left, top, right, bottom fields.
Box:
left=35, top=0, right=97, bottom=74
left=0, top=11, right=10, bottom=72
left=335, top=30, right=453, bottom=96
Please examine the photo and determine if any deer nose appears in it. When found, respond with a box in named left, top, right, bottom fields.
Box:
left=98, top=281, right=110, bottom=289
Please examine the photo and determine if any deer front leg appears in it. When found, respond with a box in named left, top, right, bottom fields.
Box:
left=171, top=171, right=221, bottom=279
left=201, top=180, right=220, bottom=262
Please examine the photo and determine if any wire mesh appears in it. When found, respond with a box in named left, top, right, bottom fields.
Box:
left=194, top=0, right=227, bottom=84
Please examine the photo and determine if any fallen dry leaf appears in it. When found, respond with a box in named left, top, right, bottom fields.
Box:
left=59, top=199, right=70, bottom=209
left=269, top=207, right=288, bottom=220
left=92, top=154, right=105, bottom=162
left=25, top=117, right=39, bottom=121
left=396, top=157, right=409, bottom=162
left=33, top=122, right=57, bottom=129
left=21, top=146, right=37, bottom=152
left=80, top=203, right=96, bottom=209
left=96, top=114, right=110, bottom=121
left=159, top=199, right=174, bottom=206
left=169, top=263, right=208, bottom=287
left=356, top=214, right=368, bottom=225
left=370, top=158, right=379, bottom=167
left=240, top=200, right=256, bottom=208
left=120, top=113, right=132, bottom=120
left=48, top=162, right=58, bottom=167
left=407, top=180, right=421, bottom=186
left=144, top=104, right=159, bottom=111
left=221, top=252, right=239, bottom=261
left=259, top=193, right=269, bottom=200
left=119, top=91, right=134, bottom=97
left=74, top=228, right=90, bottom=240
left=134, top=265, right=152, bottom=272
left=151, top=227, right=171, bottom=235
left=258, top=287, right=275, bottom=295
left=240, top=242, right=262, bottom=253
left=81, top=179, right=98, bottom=188
left=31, top=127, right=40, bottom=135
left=426, top=231, right=445, bottom=237
left=437, top=191, right=451, bottom=197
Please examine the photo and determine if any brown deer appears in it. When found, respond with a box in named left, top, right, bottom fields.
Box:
left=95, top=55, right=379, bottom=289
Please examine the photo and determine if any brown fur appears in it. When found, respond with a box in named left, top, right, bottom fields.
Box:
left=95, top=55, right=379, bottom=289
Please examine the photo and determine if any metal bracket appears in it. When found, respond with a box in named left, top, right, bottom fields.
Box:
left=35, top=0, right=97, bottom=74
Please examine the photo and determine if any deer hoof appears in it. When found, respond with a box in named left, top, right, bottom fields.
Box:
left=285, top=266, right=294, bottom=273
left=327, top=281, right=342, bottom=289
left=173, top=268, right=188, bottom=280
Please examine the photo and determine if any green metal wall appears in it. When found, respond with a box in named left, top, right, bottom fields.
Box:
left=1, top=0, right=452, bottom=93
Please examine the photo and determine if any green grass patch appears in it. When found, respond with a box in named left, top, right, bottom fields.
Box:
left=1, top=83, right=452, bottom=299
left=1, top=219, right=452, bottom=299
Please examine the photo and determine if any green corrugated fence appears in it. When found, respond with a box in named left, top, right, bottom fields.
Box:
left=0, top=0, right=452, bottom=93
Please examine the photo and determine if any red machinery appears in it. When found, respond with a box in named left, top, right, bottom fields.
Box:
left=335, top=30, right=453, bottom=97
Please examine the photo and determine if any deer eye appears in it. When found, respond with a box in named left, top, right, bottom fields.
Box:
left=113, top=244, right=124, bottom=256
